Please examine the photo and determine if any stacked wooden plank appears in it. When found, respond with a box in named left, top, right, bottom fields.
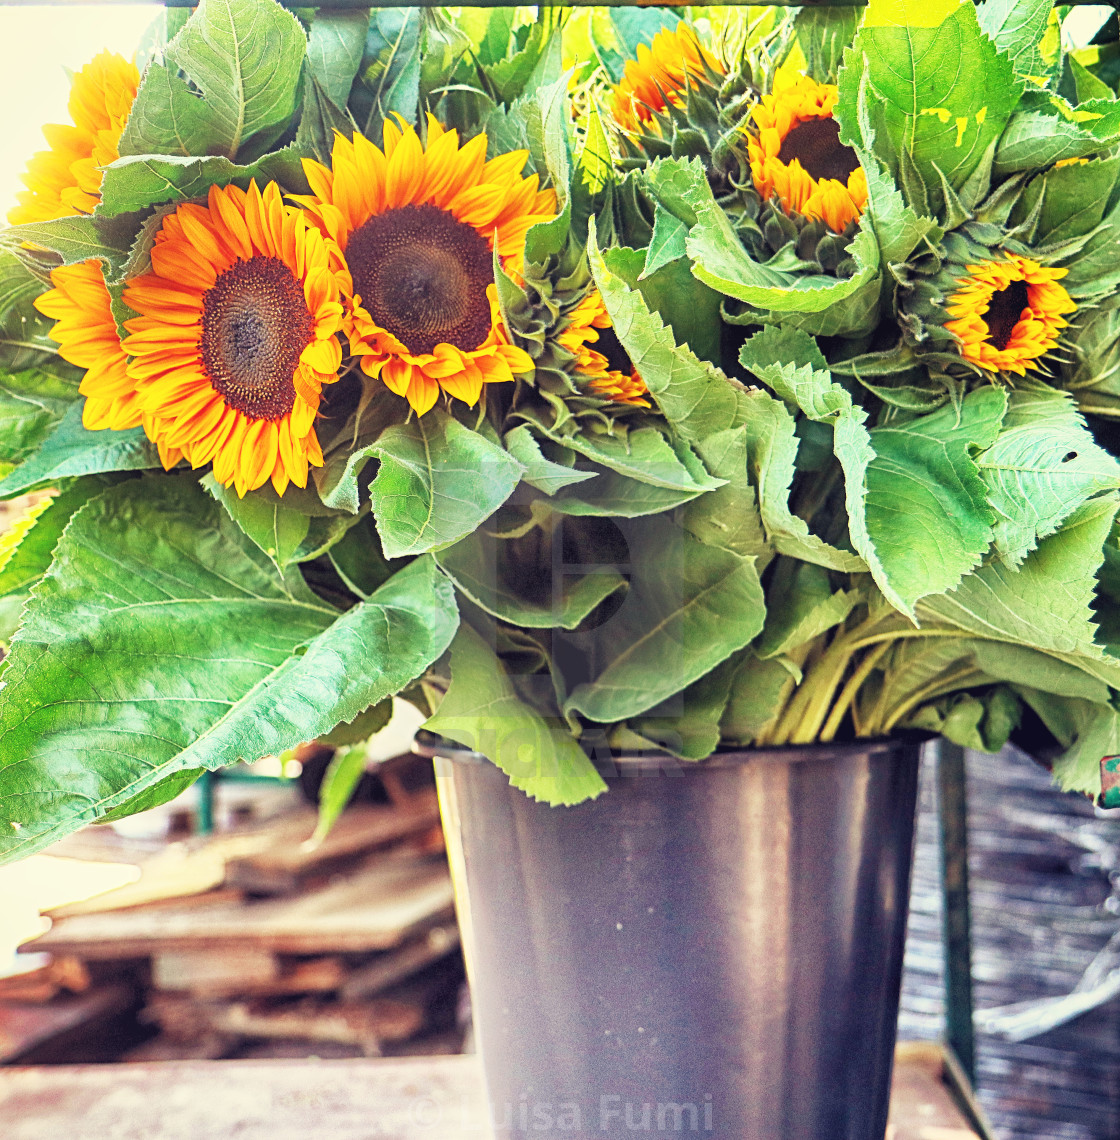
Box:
left=6, top=767, right=467, bottom=1063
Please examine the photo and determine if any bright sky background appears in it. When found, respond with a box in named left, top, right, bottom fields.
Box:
left=0, top=5, right=159, bottom=218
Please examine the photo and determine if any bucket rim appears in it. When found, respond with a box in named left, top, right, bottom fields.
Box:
left=413, top=729, right=932, bottom=773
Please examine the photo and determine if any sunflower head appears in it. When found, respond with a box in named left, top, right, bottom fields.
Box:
left=120, top=181, right=344, bottom=497
left=34, top=259, right=142, bottom=434
left=557, top=291, right=650, bottom=410
left=892, top=195, right=1081, bottom=379
left=294, top=116, right=556, bottom=417
left=746, top=71, right=866, bottom=234
left=943, top=254, right=1075, bottom=376
left=9, top=51, right=139, bottom=225
left=607, top=22, right=755, bottom=195
left=611, top=24, right=727, bottom=136
left=501, top=285, right=652, bottom=432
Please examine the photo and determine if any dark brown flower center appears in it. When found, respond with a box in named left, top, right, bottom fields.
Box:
left=984, top=280, right=1030, bottom=350
left=201, top=257, right=314, bottom=420
left=346, top=203, right=494, bottom=356
left=779, top=116, right=860, bottom=184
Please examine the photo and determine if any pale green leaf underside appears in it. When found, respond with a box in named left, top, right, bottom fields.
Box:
left=425, top=624, right=607, bottom=806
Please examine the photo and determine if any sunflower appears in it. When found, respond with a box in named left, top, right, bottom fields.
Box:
left=34, top=260, right=146, bottom=434
left=610, top=23, right=725, bottom=136
left=295, top=116, right=555, bottom=416
left=943, top=254, right=1076, bottom=375
left=557, top=292, right=650, bottom=408
left=121, top=182, right=344, bottom=497
left=9, top=51, right=139, bottom=225
left=747, top=72, right=867, bottom=234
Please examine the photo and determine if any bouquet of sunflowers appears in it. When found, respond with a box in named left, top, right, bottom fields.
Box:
left=2, top=0, right=1120, bottom=862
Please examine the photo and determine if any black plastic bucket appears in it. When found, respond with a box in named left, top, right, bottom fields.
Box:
left=422, top=736, right=923, bottom=1140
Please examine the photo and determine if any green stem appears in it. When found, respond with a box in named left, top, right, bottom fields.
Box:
left=774, top=632, right=856, bottom=746
left=820, top=641, right=893, bottom=742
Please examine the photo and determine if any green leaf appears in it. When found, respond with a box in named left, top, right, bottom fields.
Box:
left=641, top=205, right=689, bottom=280
left=978, top=383, right=1120, bottom=567
left=307, top=8, right=369, bottom=110
left=1014, top=154, right=1120, bottom=249
left=743, top=326, right=989, bottom=615
left=0, top=478, right=109, bottom=599
left=487, top=22, right=562, bottom=106
left=119, top=0, right=307, bottom=162
left=0, top=477, right=459, bottom=862
left=0, top=254, right=66, bottom=377
left=1015, top=687, right=1120, bottom=797
left=838, top=3, right=1023, bottom=211
left=588, top=224, right=749, bottom=444
left=98, top=769, right=205, bottom=824
left=503, top=426, right=596, bottom=495
left=369, top=411, right=525, bottom=559
left=0, top=368, right=79, bottom=466
left=319, top=697, right=393, bottom=747
left=756, top=561, right=860, bottom=660
left=580, top=107, right=613, bottom=195
left=528, top=411, right=722, bottom=494
left=425, top=623, right=607, bottom=806
left=740, top=388, right=866, bottom=573
left=311, top=745, right=368, bottom=843
left=993, top=99, right=1120, bottom=177
left=203, top=475, right=312, bottom=569
left=629, top=654, right=742, bottom=760
left=644, top=158, right=880, bottom=330
left=976, top=0, right=1053, bottom=83
left=682, top=426, right=769, bottom=562
left=552, top=470, right=708, bottom=518
left=795, top=5, right=863, bottom=82
left=908, top=688, right=1022, bottom=754
left=564, top=515, right=766, bottom=722
left=745, top=326, right=1005, bottom=615
left=98, top=148, right=310, bottom=218
left=0, top=402, right=161, bottom=498
left=352, top=7, right=422, bottom=139
left=720, top=652, right=793, bottom=745
left=0, top=215, right=135, bottom=271
left=297, top=72, right=357, bottom=165
left=919, top=494, right=1120, bottom=673
left=860, top=387, right=1006, bottom=615
left=609, top=8, right=679, bottom=60
left=858, top=147, right=944, bottom=266
left=327, top=516, right=397, bottom=598
left=972, top=641, right=1111, bottom=703
left=619, top=249, right=724, bottom=368
left=435, top=529, right=626, bottom=630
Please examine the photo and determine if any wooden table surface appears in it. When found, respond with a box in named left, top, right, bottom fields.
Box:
left=0, top=1047, right=981, bottom=1139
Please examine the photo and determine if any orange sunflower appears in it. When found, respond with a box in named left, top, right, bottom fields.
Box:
left=9, top=51, right=139, bottom=225
left=121, top=182, right=344, bottom=497
left=34, top=260, right=146, bottom=434
left=943, top=253, right=1076, bottom=375
left=747, top=73, right=867, bottom=233
left=611, top=24, right=724, bottom=136
left=295, top=116, right=555, bottom=416
left=558, top=292, right=650, bottom=408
